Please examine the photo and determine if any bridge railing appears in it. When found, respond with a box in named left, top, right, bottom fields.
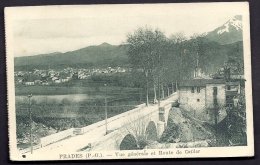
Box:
left=76, top=94, right=176, bottom=135
left=40, top=128, right=74, bottom=147
left=77, top=103, right=146, bottom=135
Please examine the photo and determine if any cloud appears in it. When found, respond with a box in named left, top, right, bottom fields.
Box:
left=13, top=19, right=94, bottom=39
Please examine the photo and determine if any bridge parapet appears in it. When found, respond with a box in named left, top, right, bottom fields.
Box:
left=40, top=128, right=74, bottom=147
left=78, top=103, right=146, bottom=135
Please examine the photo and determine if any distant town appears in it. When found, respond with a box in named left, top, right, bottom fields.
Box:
left=14, top=66, right=129, bottom=86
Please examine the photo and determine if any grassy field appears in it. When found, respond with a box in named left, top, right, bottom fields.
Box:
left=15, top=84, right=142, bottom=96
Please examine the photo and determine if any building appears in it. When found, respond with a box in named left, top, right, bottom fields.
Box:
left=225, top=81, right=240, bottom=107
left=24, top=81, right=35, bottom=85
left=179, top=79, right=226, bottom=122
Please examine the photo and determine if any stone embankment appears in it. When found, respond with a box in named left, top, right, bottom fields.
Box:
left=146, top=107, right=215, bottom=149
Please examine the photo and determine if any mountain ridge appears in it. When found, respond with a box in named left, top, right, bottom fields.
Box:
left=14, top=43, right=129, bottom=70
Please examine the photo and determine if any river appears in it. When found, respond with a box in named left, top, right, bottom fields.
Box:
left=15, top=94, right=106, bottom=103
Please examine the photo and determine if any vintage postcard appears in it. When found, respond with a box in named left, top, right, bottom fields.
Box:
left=5, top=2, right=254, bottom=161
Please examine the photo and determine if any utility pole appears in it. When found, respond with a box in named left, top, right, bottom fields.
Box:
left=104, top=84, right=108, bottom=134
left=28, top=94, right=33, bottom=154
left=146, top=71, right=149, bottom=106
left=140, top=90, right=142, bottom=104
left=158, top=52, right=161, bottom=107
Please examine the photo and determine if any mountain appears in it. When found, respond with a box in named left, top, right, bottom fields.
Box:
left=203, top=15, right=243, bottom=45
left=14, top=43, right=129, bottom=71
left=98, top=42, right=112, bottom=47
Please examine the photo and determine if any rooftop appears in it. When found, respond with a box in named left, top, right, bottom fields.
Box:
left=179, top=79, right=226, bottom=87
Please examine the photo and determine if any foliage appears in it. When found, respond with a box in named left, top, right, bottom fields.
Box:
left=90, top=73, right=134, bottom=87
left=214, top=89, right=247, bottom=147
left=159, top=123, right=180, bottom=143
left=61, top=98, right=71, bottom=105
left=227, top=89, right=247, bottom=146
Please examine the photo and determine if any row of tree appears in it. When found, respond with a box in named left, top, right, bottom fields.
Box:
left=124, top=26, right=243, bottom=106
left=124, top=27, right=202, bottom=105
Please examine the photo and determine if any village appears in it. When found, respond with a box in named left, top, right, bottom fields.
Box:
left=14, top=66, right=128, bottom=86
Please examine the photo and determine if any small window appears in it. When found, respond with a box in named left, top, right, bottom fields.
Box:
left=197, top=99, right=200, bottom=102
left=213, top=87, right=217, bottom=95
left=191, top=87, right=194, bottom=93
left=227, top=85, right=231, bottom=90
left=197, top=87, right=200, bottom=93
left=214, top=98, right=218, bottom=105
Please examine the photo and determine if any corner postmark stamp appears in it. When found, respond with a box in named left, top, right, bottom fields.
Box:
left=5, top=2, right=254, bottom=161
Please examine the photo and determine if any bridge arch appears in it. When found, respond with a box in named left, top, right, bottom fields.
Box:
left=119, top=134, right=138, bottom=150
left=146, top=121, right=157, bottom=141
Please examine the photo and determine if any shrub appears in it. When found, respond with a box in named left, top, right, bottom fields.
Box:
left=159, top=123, right=180, bottom=143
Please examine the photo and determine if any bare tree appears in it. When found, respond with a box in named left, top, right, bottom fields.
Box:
left=168, top=32, right=187, bottom=89
left=125, top=26, right=166, bottom=106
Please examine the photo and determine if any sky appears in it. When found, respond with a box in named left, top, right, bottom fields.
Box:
left=11, top=3, right=247, bottom=57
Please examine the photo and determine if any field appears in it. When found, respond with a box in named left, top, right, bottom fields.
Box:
left=15, top=84, right=141, bottom=96
left=15, top=82, right=146, bottom=147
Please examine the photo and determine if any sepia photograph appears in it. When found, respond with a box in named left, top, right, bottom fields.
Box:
left=5, top=2, right=254, bottom=160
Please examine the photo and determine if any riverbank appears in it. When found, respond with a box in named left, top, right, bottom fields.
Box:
left=159, top=107, right=215, bottom=144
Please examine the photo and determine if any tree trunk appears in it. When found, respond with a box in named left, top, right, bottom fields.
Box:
left=140, top=91, right=142, bottom=104
left=145, top=71, right=149, bottom=106
left=176, top=80, right=178, bottom=91
left=161, top=84, right=164, bottom=99
left=167, top=87, right=170, bottom=97
left=172, top=82, right=174, bottom=93
left=153, top=84, right=157, bottom=104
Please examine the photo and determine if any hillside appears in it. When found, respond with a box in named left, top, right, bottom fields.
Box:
left=14, top=40, right=243, bottom=76
left=170, top=38, right=243, bottom=76
left=14, top=43, right=129, bottom=71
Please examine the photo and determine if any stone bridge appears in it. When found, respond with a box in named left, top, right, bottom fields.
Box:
left=32, top=93, right=178, bottom=154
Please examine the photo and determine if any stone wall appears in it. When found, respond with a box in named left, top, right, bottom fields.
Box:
left=179, top=86, right=206, bottom=112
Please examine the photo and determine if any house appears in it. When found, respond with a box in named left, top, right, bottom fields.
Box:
left=34, top=80, right=42, bottom=85
left=60, top=72, right=70, bottom=82
left=24, top=81, right=35, bottom=85
left=52, top=77, right=59, bottom=81
left=225, top=81, right=240, bottom=107
left=179, top=79, right=226, bottom=122
left=41, top=80, right=49, bottom=86
left=54, top=79, right=61, bottom=83
left=23, top=73, right=40, bottom=86
left=179, top=79, right=226, bottom=110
